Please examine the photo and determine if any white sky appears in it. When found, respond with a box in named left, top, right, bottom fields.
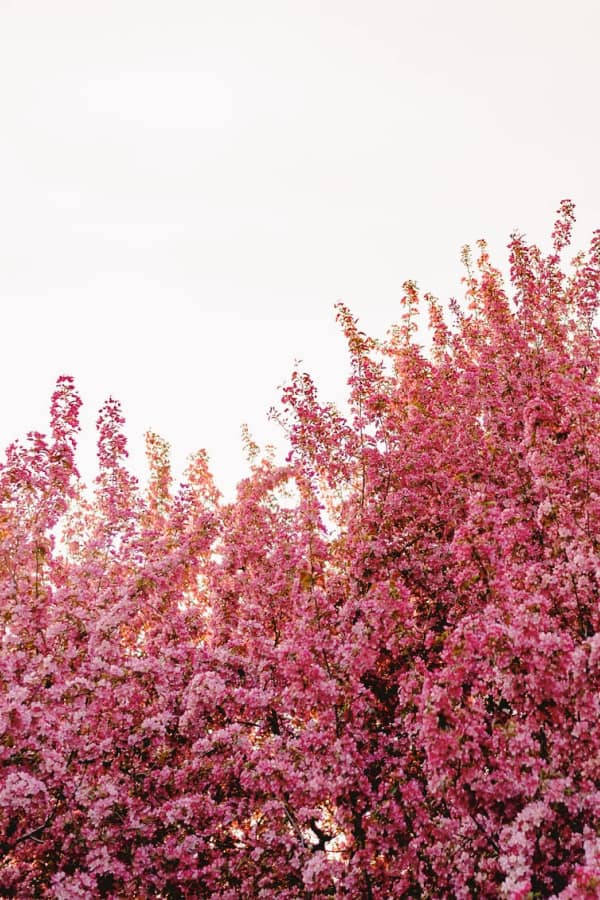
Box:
left=1, top=0, right=598, bottom=498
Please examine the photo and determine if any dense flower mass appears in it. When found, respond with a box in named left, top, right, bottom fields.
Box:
left=1, top=202, right=600, bottom=897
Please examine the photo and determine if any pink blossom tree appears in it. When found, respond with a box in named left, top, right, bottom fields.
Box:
left=1, top=202, right=600, bottom=897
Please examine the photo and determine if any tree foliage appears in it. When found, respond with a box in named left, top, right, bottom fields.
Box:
left=1, top=202, right=600, bottom=897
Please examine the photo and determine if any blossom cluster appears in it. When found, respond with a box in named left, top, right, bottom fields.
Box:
left=1, top=202, right=600, bottom=896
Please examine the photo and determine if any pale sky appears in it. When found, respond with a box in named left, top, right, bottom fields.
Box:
left=1, top=0, right=598, bottom=497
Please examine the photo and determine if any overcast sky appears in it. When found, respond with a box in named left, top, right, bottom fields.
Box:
left=1, top=0, right=598, bottom=497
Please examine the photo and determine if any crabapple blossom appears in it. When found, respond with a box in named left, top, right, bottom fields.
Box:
left=1, top=201, right=600, bottom=896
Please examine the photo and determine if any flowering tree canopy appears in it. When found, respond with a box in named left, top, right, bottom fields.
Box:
left=1, top=202, right=600, bottom=897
